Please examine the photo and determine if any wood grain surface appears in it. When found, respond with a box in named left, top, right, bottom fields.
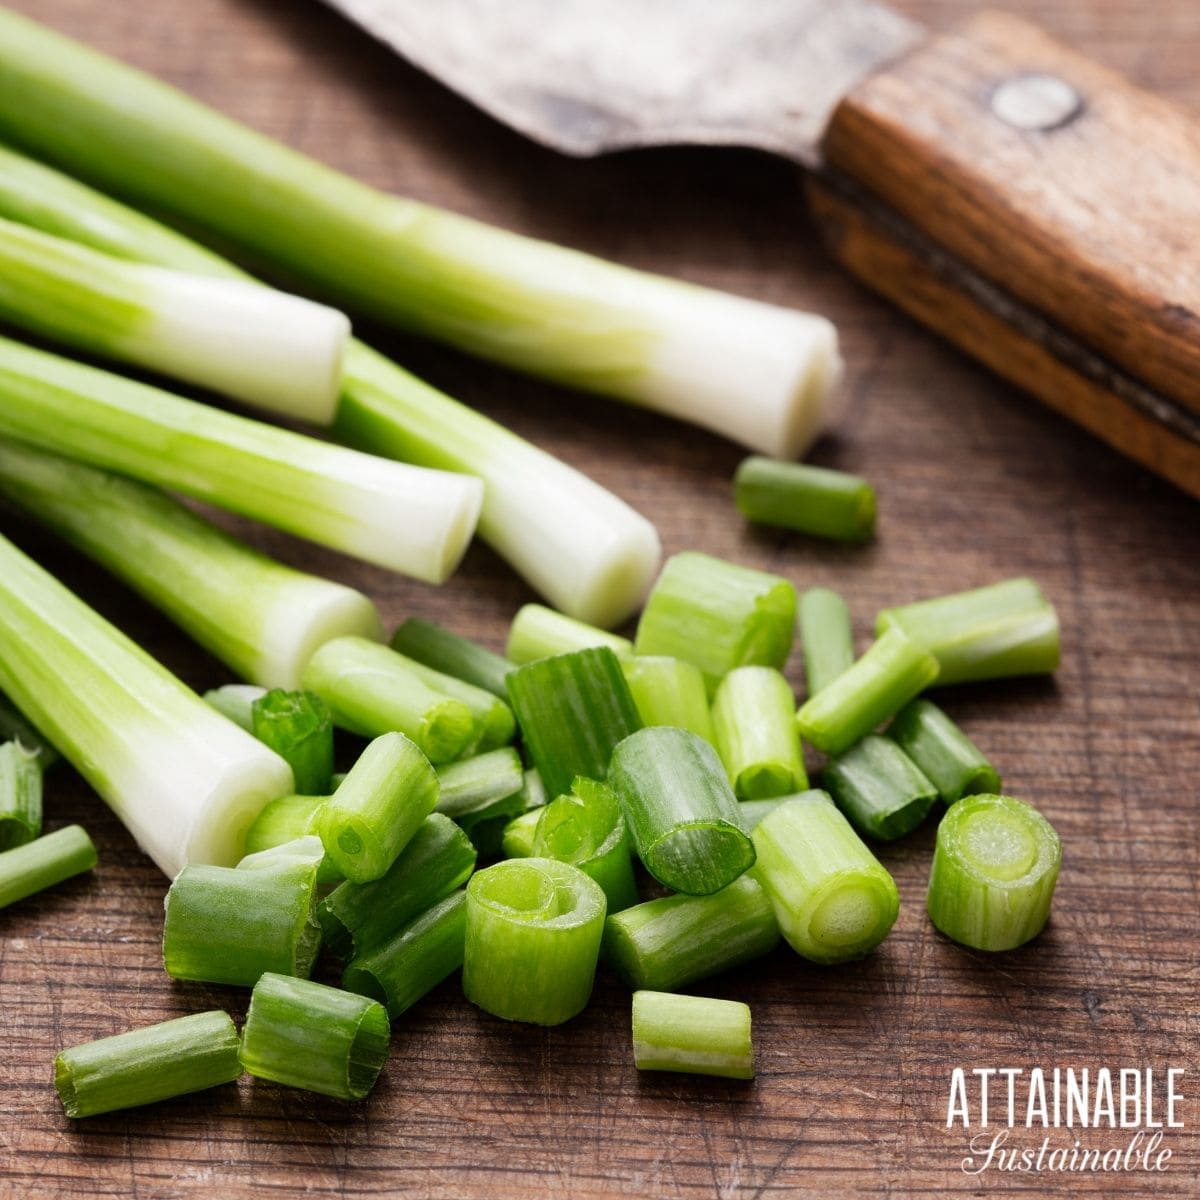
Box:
left=1, top=1, right=1198, bottom=1197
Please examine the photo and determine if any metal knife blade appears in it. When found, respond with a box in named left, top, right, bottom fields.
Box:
left=322, top=0, right=924, bottom=168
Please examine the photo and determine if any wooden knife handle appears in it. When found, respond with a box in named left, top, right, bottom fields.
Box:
left=807, top=9, right=1200, bottom=497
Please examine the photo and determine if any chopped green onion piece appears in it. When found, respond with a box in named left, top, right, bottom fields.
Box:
left=799, top=586, right=854, bottom=696
left=390, top=618, right=512, bottom=700
left=634, top=552, right=797, bottom=692
left=319, top=733, right=438, bottom=884
left=734, top=456, right=875, bottom=542
left=55, top=1010, right=241, bottom=1119
left=795, top=627, right=939, bottom=757
left=603, top=874, right=779, bottom=992
left=518, top=767, right=548, bottom=813
left=0, top=441, right=383, bottom=689
left=876, top=577, right=1060, bottom=686
left=609, top=727, right=755, bottom=896
left=0, top=214, right=349, bottom=423
left=751, top=793, right=899, bottom=963
left=506, top=647, right=642, bottom=802
left=342, top=890, right=467, bottom=1019
left=235, top=834, right=326, bottom=873
left=162, top=853, right=321, bottom=986
left=0, top=689, right=58, bottom=764
left=887, top=699, right=1001, bottom=804
left=735, top=796, right=797, bottom=833
left=0, top=337, right=481, bottom=584
left=436, top=748, right=524, bottom=824
left=0, top=823, right=96, bottom=908
left=0, top=534, right=291, bottom=876
left=240, top=973, right=388, bottom=1101
left=302, top=637, right=475, bottom=764
left=927, top=794, right=1061, bottom=951
left=0, top=740, right=41, bottom=849
left=501, top=809, right=542, bottom=860
left=242, top=794, right=340, bottom=884
left=0, top=12, right=841, bottom=463
left=532, top=777, right=637, bottom=912
left=387, top=649, right=515, bottom=751
left=506, top=604, right=633, bottom=665
left=202, top=684, right=266, bottom=733
left=318, top=814, right=477, bottom=960
left=250, top=689, right=333, bottom=797
left=463, top=858, right=607, bottom=1026
left=822, top=734, right=938, bottom=841
left=711, top=666, right=807, bottom=800
left=632, top=991, right=754, bottom=1080
left=621, top=656, right=715, bottom=744
left=0, top=139, right=661, bottom=627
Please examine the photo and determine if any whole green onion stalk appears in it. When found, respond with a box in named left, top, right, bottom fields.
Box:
left=0, top=335, right=482, bottom=584
left=750, top=793, right=899, bottom=964
left=0, top=214, right=349, bottom=423
left=926, top=794, right=1061, bottom=951
left=0, top=10, right=843, bottom=463
left=0, top=532, right=292, bottom=876
left=634, top=552, right=797, bottom=692
left=506, top=604, right=633, bottom=665
left=463, top=857, right=607, bottom=1026
left=632, top=991, right=754, bottom=1081
left=0, top=440, right=383, bottom=689
left=876, top=577, right=1060, bottom=686
left=0, top=141, right=660, bottom=626
left=55, top=1011, right=242, bottom=1119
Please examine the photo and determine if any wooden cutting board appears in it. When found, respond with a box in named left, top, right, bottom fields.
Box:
left=1, top=1, right=1197, bottom=1196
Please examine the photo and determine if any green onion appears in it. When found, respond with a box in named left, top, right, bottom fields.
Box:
left=463, top=858, right=607, bottom=1026
left=0, top=688, right=58, bottom=764
left=242, top=796, right=340, bottom=884
left=887, top=699, right=1001, bottom=804
left=735, top=796, right=796, bottom=832
left=876, top=578, right=1060, bottom=686
left=0, top=533, right=291, bottom=876
left=711, top=667, right=808, bottom=800
left=500, top=810, right=542, bottom=860
left=301, top=637, right=475, bottom=764
left=202, top=684, right=265, bottom=733
left=734, top=457, right=875, bottom=542
left=55, top=1010, right=241, bottom=1119
left=319, top=733, right=439, bottom=883
left=795, top=627, right=939, bottom=757
left=532, top=777, right=637, bottom=911
left=0, top=823, right=95, bottom=909
left=927, top=794, right=1061, bottom=951
left=0, top=11, right=842, bottom=463
left=436, top=748, right=525, bottom=833
left=634, top=552, right=797, bottom=691
left=620, top=655, right=715, bottom=743
left=505, top=647, right=642, bottom=802
left=518, top=767, right=548, bottom=814
left=0, top=139, right=660, bottom=626
left=0, top=740, right=41, bottom=849
left=632, top=991, right=754, bottom=1081
left=162, top=850, right=321, bottom=986
left=603, top=875, right=779, bottom=992
left=751, top=793, right=899, bottom=963
left=822, top=734, right=938, bottom=841
left=250, top=690, right=333, bottom=797
left=506, top=604, right=633, bottom=665
left=387, top=649, right=515, bottom=751
left=342, top=890, right=467, bottom=1019
left=318, top=814, right=477, bottom=960
left=390, top=618, right=512, bottom=700
left=609, top=727, right=755, bottom=896
left=0, top=441, right=383, bottom=689
left=0, top=215, right=349, bottom=423
left=0, top=336, right=482, bottom=583
left=240, top=973, right=389, bottom=1101
left=799, top=586, right=854, bottom=695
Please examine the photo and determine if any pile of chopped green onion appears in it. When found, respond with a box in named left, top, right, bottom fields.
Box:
left=0, top=8, right=1072, bottom=1119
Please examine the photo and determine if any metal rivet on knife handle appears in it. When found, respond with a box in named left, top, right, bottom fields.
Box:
left=990, top=73, right=1083, bottom=132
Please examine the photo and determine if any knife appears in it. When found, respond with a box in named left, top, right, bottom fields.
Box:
left=323, top=0, right=1200, bottom=498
